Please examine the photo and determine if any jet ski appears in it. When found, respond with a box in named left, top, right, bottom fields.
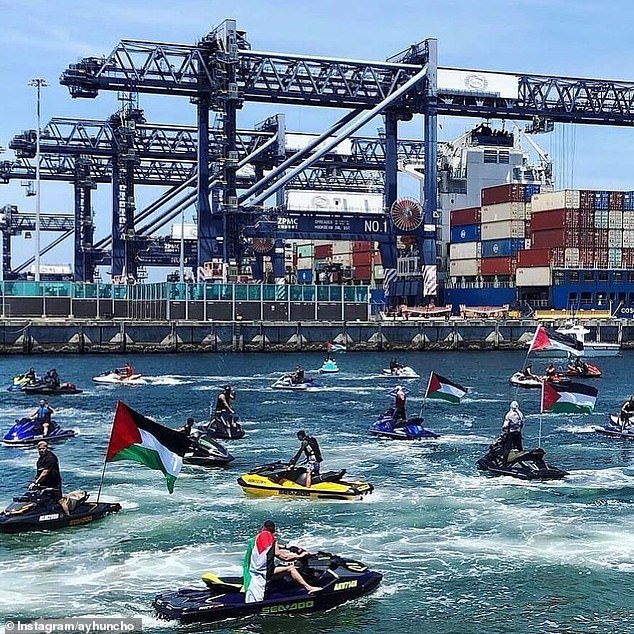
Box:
left=476, top=435, right=568, bottom=480
left=184, top=430, right=235, bottom=467
left=369, top=408, right=439, bottom=440
left=319, top=359, right=339, bottom=374
left=594, top=415, right=634, bottom=439
left=93, top=370, right=143, bottom=384
left=563, top=362, right=602, bottom=378
left=237, top=461, right=373, bottom=500
left=0, top=488, right=121, bottom=533
left=271, top=375, right=319, bottom=391
left=22, top=382, right=83, bottom=395
left=380, top=366, right=419, bottom=379
left=7, top=374, right=39, bottom=392
left=509, top=372, right=570, bottom=389
left=153, top=549, right=382, bottom=623
left=3, top=417, right=77, bottom=446
left=197, top=412, right=245, bottom=440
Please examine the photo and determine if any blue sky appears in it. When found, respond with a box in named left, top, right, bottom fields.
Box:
left=1, top=0, right=634, bottom=272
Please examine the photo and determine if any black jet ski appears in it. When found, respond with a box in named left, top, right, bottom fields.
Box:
left=0, top=488, right=121, bottom=533
left=198, top=412, right=245, bottom=440
left=153, top=549, right=382, bottom=623
left=22, top=382, right=83, bottom=396
left=476, top=435, right=568, bottom=481
left=184, top=430, right=235, bottom=467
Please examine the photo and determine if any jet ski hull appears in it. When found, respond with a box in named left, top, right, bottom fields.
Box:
left=369, top=413, right=439, bottom=440
left=3, top=418, right=77, bottom=446
left=319, top=361, right=339, bottom=373
left=183, top=434, right=235, bottom=467
left=153, top=552, right=382, bottom=623
left=380, top=367, right=419, bottom=379
left=22, top=384, right=82, bottom=395
left=271, top=377, right=318, bottom=391
left=93, top=372, right=143, bottom=384
left=594, top=416, right=634, bottom=440
left=476, top=443, right=568, bottom=481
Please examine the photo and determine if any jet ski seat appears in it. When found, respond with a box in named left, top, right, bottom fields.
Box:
left=312, top=469, right=346, bottom=485
left=64, top=490, right=89, bottom=512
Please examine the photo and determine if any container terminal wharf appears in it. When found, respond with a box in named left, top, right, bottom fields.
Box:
left=0, top=281, right=628, bottom=354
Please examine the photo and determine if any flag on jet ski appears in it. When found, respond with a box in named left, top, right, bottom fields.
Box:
left=242, top=530, right=276, bottom=603
left=541, top=381, right=598, bottom=414
left=424, top=372, right=467, bottom=403
left=105, top=401, right=190, bottom=493
left=529, top=325, right=584, bottom=356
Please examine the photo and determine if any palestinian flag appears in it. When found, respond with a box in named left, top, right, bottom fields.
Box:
left=425, top=372, right=467, bottom=403
left=529, top=325, right=584, bottom=356
left=541, top=381, right=598, bottom=414
left=242, top=529, right=275, bottom=603
left=106, top=401, right=190, bottom=493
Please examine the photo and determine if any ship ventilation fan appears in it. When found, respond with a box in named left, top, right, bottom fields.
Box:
left=390, top=198, right=423, bottom=231
left=251, top=238, right=275, bottom=254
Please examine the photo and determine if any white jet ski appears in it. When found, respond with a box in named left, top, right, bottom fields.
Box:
left=381, top=366, right=419, bottom=379
left=93, top=370, right=143, bottom=384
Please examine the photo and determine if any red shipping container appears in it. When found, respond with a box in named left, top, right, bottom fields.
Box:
left=481, top=184, right=525, bottom=206
left=609, top=191, right=624, bottom=210
left=579, top=190, right=595, bottom=210
left=594, top=249, right=608, bottom=267
left=579, top=207, right=595, bottom=228
left=352, top=251, right=373, bottom=266
left=374, top=250, right=382, bottom=265
left=579, top=248, right=595, bottom=267
left=532, top=228, right=581, bottom=249
left=551, top=247, right=565, bottom=267
left=516, top=248, right=552, bottom=267
left=622, top=248, right=634, bottom=267
left=451, top=207, right=481, bottom=227
left=353, top=265, right=372, bottom=280
left=480, top=256, right=515, bottom=276
left=314, top=244, right=333, bottom=259
left=530, top=209, right=566, bottom=231
left=352, top=240, right=372, bottom=251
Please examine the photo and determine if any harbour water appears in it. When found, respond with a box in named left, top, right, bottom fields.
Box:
left=1, top=351, right=633, bottom=634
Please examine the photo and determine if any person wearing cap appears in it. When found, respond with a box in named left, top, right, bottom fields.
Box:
left=243, top=520, right=321, bottom=603
left=29, top=441, right=69, bottom=515
left=288, top=430, right=323, bottom=488
left=502, top=400, right=524, bottom=451
left=393, top=385, right=407, bottom=424
left=30, top=399, right=54, bottom=436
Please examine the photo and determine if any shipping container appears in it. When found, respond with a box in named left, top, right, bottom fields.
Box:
left=314, top=244, right=333, bottom=259
left=608, top=247, right=622, bottom=268
left=551, top=247, right=565, bottom=267
left=480, top=220, right=526, bottom=240
left=332, top=241, right=351, bottom=255
left=296, top=268, right=313, bottom=284
left=580, top=190, right=595, bottom=209
left=625, top=191, right=634, bottom=211
left=529, top=209, right=574, bottom=232
left=564, top=247, right=579, bottom=267
left=450, top=224, right=481, bottom=243
left=578, top=230, right=595, bottom=248
left=524, top=183, right=541, bottom=201
left=296, top=256, right=313, bottom=270
left=450, top=207, right=481, bottom=227
left=623, top=211, right=634, bottom=229
left=516, top=248, right=551, bottom=267
left=579, top=248, right=596, bottom=268
left=481, top=183, right=526, bottom=205
left=352, top=240, right=373, bottom=252
left=595, top=230, right=608, bottom=249
left=480, top=256, right=514, bottom=276
left=480, top=238, right=525, bottom=258
left=531, top=190, right=581, bottom=212
left=609, top=191, right=624, bottom=210
left=450, top=241, right=480, bottom=260
left=594, top=210, right=609, bottom=229
left=608, top=229, right=623, bottom=248
left=449, top=258, right=480, bottom=277
left=623, top=230, right=634, bottom=248
left=480, top=201, right=527, bottom=223
left=622, top=248, right=634, bottom=268
left=353, top=265, right=372, bottom=280
left=594, top=191, right=609, bottom=210
left=352, top=251, right=373, bottom=266
left=531, top=228, right=580, bottom=249
left=296, top=244, right=313, bottom=258
left=515, top=266, right=552, bottom=287
left=608, top=209, right=623, bottom=229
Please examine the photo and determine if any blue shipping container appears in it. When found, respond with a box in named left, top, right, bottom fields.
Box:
left=296, top=268, right=313, bottom=284
left=524, top=183, right=541, bottom=201
left=594, top=191, right=609, bottom=210
left=480, top=238, right=525, bottom=258
left=625, top=191, right=634, bottom=211
left=450, top=224, right=481, bottom=243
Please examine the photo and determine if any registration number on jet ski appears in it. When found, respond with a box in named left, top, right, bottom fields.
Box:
left=261, top=600, right=314, bottom=614
left=39, top=513, right=59, bottom=521
left=278, top=489, right=311, bottom=497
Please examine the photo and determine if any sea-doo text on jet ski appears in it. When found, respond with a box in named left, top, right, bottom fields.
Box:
left=3, top=418, right=77, bottom=446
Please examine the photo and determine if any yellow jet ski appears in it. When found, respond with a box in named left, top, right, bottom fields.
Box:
left=237, top=461, right=373, bottom=501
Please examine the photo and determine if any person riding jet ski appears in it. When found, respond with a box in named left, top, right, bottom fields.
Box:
left=30, top=399, right=55, bottom=437
left=205, top=386, right=244, bottom=439
left=288, top=430, right=322, bottom=488
left=44, top=368, right=61, bottom=389
left=177, top=417, right=234, bottom=467
left=501, top=400, right=524, bottom=451
left=619, top=395, right=634, bottom=429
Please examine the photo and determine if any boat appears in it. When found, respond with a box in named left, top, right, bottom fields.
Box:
left=319, top=359, right=339, bottom=374
left=271, top=375, right=319, bottom=391
left=562, top=361, right=602, bottom=378
left=0, top=488, right=121, bottom=533
left=197, top=413, right=245, bottom=440
left=93, top=370, right=143, bottom=384
left=594, top=415, right=634, bottom=440
left=3, top=418, right=77, bottom=446
left=183, top=430, right=234, bottom=467
left=153, top=549, right=382, bottom=623
left=380, top=366, right=419, bottom=379
left=237, top=461, right=373, bottom=500
left=21, top=382, right=83, bottom=396
left=509, top=372, right=570, bottom=389
left=476, top=435, right=568, bottom=480
left=369, top=408, right=439, bottom=440
left=532, top=323, right=620, bottom=358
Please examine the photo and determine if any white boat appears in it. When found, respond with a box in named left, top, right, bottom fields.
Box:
left=271, top=375, right=319, bottom=391
left=93, top=370, right=144, bottom=384
left=380, top=366, right=420, bottom=379
left=532, top=323, right=621, bottom=358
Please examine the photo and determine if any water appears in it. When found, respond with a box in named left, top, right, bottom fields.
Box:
left=1, top=351, right=633, bottom=634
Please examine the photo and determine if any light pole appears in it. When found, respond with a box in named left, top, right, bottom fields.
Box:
left=28, top=77, right=47, bottom=282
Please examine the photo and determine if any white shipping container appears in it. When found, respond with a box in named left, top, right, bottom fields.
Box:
left=623, top=212, right=634, bottom=229
left=531, top=190, right=580, bottom=212
left=623, top=230, right=634, bottom=247
left=564, top=247, right=579, bottom=267
left=608, top=209, right=623, bottom=229
left=373, top=264, right=384, bottom=279
left=296, top=256, right=313, bottom=270
left=332, top=241, right=351, bottom=255
left=515, top=266, right=552, bottom=287
left=480, top=220, right=526, bottom=240
left=332, top=253, right=352, bottom=266
left=450, top=241, right=480, bottom=260
left=480, top=202, right=527, bottom=223
left=449, top=258, right=480, bottom=277
left=608, top=230, right=623, bottom=248
left=170, top=223, right=198, bottom=240
left=286, top=190, right=383, bottom=213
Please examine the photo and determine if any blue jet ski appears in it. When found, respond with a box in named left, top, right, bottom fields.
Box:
left=369, top=408, right=439, bottom=440
left=319, top=359, right=339, bottom=374
left=3, top=417, right=77, bottom=446
left=594, top=415, right=634, bottom=440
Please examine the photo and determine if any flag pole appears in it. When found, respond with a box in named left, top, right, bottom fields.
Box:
left=538, top=380, right=545, bottom=447
left=96, top=400, right=120, bottom=503
left=419, top=370, right=433, bottom=418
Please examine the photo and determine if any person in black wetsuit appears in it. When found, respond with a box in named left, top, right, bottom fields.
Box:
left=210, top=386, right=237, bottom=435
left=30, top=441, right=69, bottom=515
left=619, top=395, right=634, bottom=429
left=289, top=430, right=323, bottom=488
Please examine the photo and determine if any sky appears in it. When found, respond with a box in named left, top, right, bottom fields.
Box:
left=2, top=0, right=634, bottom=275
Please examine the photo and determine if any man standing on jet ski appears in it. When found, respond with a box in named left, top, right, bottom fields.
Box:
left=288, top=430, right=323, bottom=488
left=29, top=441, right=69, bottom=515
left=619, top=395, right=634, bottom=429
left=290, top=366, right=305, bottom=385
left=30, top=399, right=54, bottom=436
left=501, top=400, right=524, bottom=451
left=243, top=520, right=321, bottom=603
left=393, top=385, right=407, bottom=425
